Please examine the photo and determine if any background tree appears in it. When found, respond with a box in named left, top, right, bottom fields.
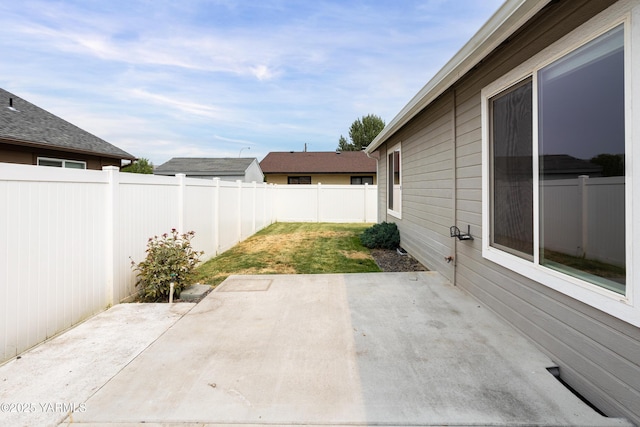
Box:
left=337, top=114, right=385, bottom=151
left=590, top=153, right=624, bottom=177
left=122, top=157, right=154, bottom=174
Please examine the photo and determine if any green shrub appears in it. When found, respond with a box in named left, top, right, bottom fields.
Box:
left=360, top=222, right=400, bottom=249
left=131, top=229, right=204, bottom=301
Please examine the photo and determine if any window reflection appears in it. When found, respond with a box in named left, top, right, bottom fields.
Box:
left=538, top=25, right=625, bottom=293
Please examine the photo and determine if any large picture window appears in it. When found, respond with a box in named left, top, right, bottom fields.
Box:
left=538, top=25, right=625, bottom=294
left=482, top=16, right=635, bottom=324
left=489, top=25, right=625, bottom=294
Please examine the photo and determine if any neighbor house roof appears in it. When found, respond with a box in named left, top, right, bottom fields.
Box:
left=155, top=157, right=257, bottom=176
left=0, top=88, right=135, bottom=160
left=260, top=151, right=376, bottom=174
left=366, top=0, right=549, bottom=154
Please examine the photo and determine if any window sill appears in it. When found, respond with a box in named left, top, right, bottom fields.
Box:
left=387, top=209, right=401, bottom=219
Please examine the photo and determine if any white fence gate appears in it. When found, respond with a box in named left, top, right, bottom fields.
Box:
left=0, top=163, right=377, bottom=363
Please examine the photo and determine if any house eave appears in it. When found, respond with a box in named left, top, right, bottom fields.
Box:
left=366, top=0, right=550, bottom=154
left=0, top=136, right=136, bottom=161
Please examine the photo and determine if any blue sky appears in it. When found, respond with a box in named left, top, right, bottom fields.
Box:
left=0, top=0, right=504, bottom=166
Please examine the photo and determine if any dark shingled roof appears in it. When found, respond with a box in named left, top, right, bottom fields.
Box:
left=0, top=88, right=135, bottom=160
left=260, top=151, right=376, bottom=174
left=155, top=157, right=257, bottom=176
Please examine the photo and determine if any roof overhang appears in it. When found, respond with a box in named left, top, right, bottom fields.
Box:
left=366, top=0, right=550, bottom=154
left=0, top=136, right=137, bottom=161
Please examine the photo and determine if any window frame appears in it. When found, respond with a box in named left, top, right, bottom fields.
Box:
left=287, top=176, right=311, bottom=184
left=37, top=157, right=87, bottom=169
left=387, top=143, right=402, bottom=218
left=481, top=8, right=639, bottom=326
left=351, top=176, right=374, bottom=185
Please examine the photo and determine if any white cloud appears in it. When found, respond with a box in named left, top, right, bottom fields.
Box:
left=128, top=89, right=232, bottom=121
left=251, top=65, right=277, bottom=81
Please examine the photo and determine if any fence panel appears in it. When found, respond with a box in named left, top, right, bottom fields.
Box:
left=116, top=173, right=181, bottom=302
left=0, top=165, right=108, bottom=362
left=240, top=181, right=256, bottom=240
left=585, top=177, right=625, bottom=265
left=216, top=180, right=241, bottom=254
left=254, top=182, right=270, bottom=231
left=540, top=180, right=582, bottom=257
left=275, top=183, right=377, bottom=223
left=274, top=185, right=318, bottom=222
left=541, top=176, right=624, bottom=266
left=184, top=178, right=216, bottom=260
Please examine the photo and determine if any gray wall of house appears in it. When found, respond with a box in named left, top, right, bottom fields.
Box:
left=374, top=0, right=639, bottom=424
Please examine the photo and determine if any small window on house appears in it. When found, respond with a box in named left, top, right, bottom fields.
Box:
left=288, top=176, right=311, bottom=184
left=387, top=144, right=401, bottom=216
left=37, top=157, right=87, bottom=169
left=38, top=158, right=64, bottom=167
left=64, top=160, right=86, bottom=169
left=351, top=176, right=373, bottom=185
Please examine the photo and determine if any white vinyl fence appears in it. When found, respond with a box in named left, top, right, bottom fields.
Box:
left=0, top=163, right=376, bottom=363
left=541, top=176, right=625, bottom=266
left=274, top=183, right=377, bottom=223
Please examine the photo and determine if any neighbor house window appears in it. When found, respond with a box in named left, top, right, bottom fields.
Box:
left=37, top=157, right=86, bottom=169
left=482, top=17, right=634, bottom=324
left=351, top=176, right=373, bottom=185
left=387, top=143, right=401, bottom=217
left=288, top=176, right=311, bottom=184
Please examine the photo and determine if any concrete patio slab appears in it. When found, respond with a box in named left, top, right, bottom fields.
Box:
left=0, top=302, right=194, bottom=427
left=64, top=272, right=629, bottom=426
left=0, top=272, right=632, bottom=426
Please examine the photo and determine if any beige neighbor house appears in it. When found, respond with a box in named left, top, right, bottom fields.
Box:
left=260, top=151, right=376, bottom=185
left=154, top=157, right=264, bottom=182
left=0, top=88, right=135, bottom=169
left=366, top=0, right=639, bottom=424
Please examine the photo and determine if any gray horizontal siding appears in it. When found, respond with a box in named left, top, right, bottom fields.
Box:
left=386, top=93, right=455, bottom=280
left=374, top=0, right=639, bottom=424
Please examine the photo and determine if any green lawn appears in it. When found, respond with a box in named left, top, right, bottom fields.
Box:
left=194, top=222, right=381, bottom=286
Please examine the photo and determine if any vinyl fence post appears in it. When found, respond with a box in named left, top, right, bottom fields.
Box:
left=103, top=166, right=119, bottom=306
left=252, top=181, right=257, bottom=233
left=578, top=175, right=589, bottom=258
left=177, top=173, right=186, bottom=234
left=317, top=182, right=321, bottom=222
left=213, top=178, right=220, bottom=255
left=364, top=183, right=368, bottom=223
left=271, top=184, right=278, bottom=224
left=261, top=182, right=267, bottom=230
left=237, top=180, right=242, bottom=244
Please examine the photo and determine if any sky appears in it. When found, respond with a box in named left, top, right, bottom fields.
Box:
left=0, top=0, right=504, bottom=166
